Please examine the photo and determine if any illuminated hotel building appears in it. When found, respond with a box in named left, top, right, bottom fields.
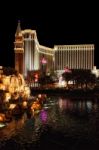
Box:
left=14, top=21, right=53, bottom=76
left=54, top=45, right=94, bottom=71
left=14, top=21, right=95, bottom=76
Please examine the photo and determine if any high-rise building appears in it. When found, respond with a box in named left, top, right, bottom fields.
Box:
left=14, top=21, right=94, bottom=76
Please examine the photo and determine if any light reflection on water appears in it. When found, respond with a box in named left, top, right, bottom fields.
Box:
left=0, top=95, right=99, bottom=150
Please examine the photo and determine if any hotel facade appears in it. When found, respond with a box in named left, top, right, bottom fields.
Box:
left=14, top=21, right=95, bottom=76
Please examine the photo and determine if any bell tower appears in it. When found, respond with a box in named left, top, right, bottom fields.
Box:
left=14, top=21, right=24, bottom=74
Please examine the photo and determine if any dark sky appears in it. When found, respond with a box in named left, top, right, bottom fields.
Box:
left=0, top=1, right=98, bottom=68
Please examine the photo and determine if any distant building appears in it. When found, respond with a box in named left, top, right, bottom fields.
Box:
left=14, top=21, right=95, bottom=76
left=54, top=45, right=94, bottom=70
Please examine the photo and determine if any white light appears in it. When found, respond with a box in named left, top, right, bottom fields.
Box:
left=58, top=76, right=66, bottom=87
left=0, top=123, right=6, bottom=128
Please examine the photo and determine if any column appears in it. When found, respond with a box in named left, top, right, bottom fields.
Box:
left=86, top=50, right=88, bottom=69
left=92, top=49, right=94, bottom=68
left=72, top=50, right=74, bottom=69
left=80, top=50, right=82, bottom=69
left=74, top=50, right=76, bottom=69
left=68, top=50, right=69, bottom=68
left=83, top=50, right=85, bottom=69
left=76, top=49, right=78, bottom=69
left=89, top=50, right=91, bottom=69
left=71, top=49, right=72, bottom=69
left=66, top=50, right=68, bottom=67
left=79, top=49, right=81, bottom=69
left=60, top=50, right=62, bottom=70
left=78, top=49, right=79, bottom=69
left=63, top=50, right=64, bottom=70
left=69, top=49, right=71, bottom=69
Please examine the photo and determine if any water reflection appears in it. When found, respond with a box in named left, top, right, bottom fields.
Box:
left=40, top=110, right=48, bottom=124
left=0, top=95, right=99, bottom=149
left=0, top=113, right=27, bottom=141
left=58, top=98, right=74, bottom=111
left=58, top=97, right=98, bottom=113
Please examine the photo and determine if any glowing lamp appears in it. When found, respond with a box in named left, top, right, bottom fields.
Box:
left=22, top=101, right=27, bottom=108
left=41, top=57, right=47, bottom=64
left=9, top=104, right=16, bottom=110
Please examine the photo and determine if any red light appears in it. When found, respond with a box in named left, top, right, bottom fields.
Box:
left=64, top=66, right=72, bottom=73
left=41, top=58, right=47, bottom=64
left=35, top=74, right=38, bottom=78
left=34, top=74, right=38, bottom=82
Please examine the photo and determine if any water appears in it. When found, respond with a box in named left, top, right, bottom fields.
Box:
left=0, top=95, right=99, bottom=150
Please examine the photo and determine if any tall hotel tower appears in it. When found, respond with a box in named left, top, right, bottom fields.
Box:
left=14, top=21, right=94, bottom=76
left=14, top=21, right=53, bottom=76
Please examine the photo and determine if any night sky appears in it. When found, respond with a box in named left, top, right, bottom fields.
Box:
left=0, top=1, right=98, bottom=68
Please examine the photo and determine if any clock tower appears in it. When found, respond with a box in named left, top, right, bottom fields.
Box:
left=14, top=21, right=24, bottom=74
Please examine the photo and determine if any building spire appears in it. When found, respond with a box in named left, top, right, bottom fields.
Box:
left=15, top=20, right=21, bottom=36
